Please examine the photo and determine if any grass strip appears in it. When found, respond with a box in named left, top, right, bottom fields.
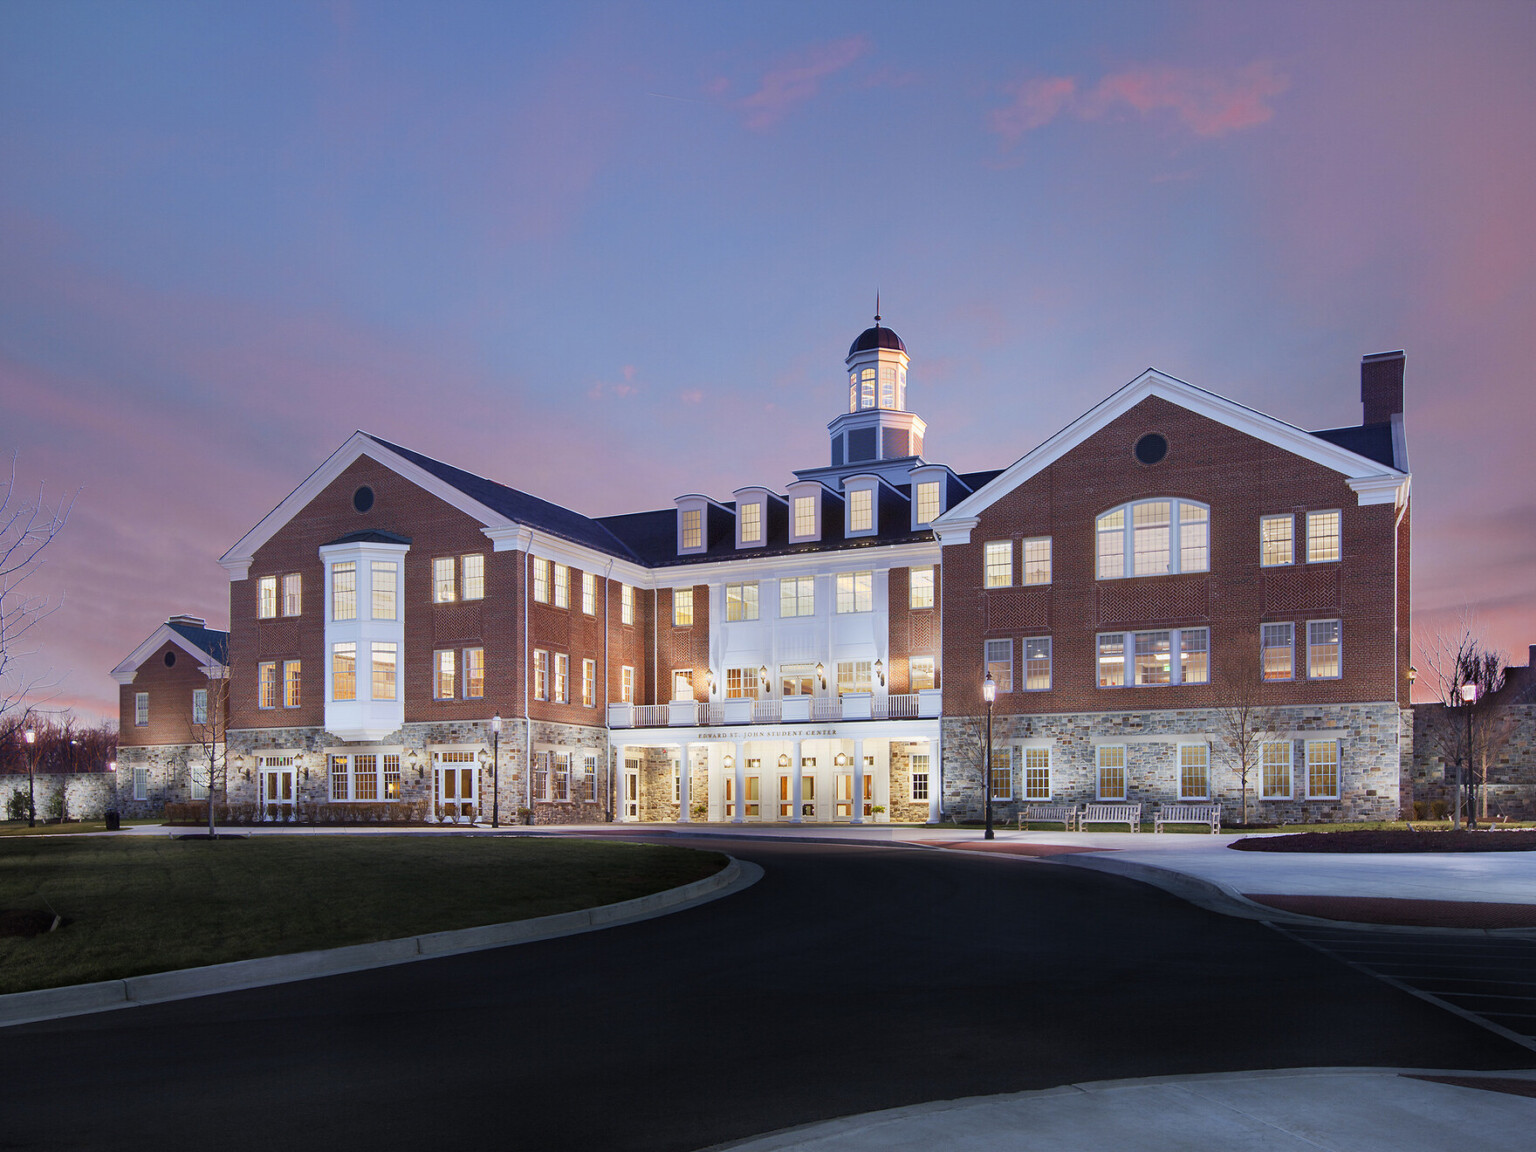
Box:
left=0, top=836, right=726, bottom=994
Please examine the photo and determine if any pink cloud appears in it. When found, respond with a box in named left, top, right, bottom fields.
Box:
left=988, top=77, right=1077, bottom=144
left=739, top=35, right=871, bottom=130
left=679, top=389, right=704, bottom=404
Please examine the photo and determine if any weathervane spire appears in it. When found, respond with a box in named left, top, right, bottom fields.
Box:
left=875, top=290, right=881, bottom=328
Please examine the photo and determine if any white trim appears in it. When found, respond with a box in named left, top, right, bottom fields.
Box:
left=934, top=369, right=1410, bottom=527
left=111, top=623, right=228, bottom=684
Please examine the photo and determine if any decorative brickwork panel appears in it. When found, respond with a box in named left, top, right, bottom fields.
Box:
left=909, top=612, right=936, bottom=651
left=1097, top=577, right=1208, bottom=626
left=1264, top=566, right=1342, bottom=613
left=986, top=588, right=1050, bottom=632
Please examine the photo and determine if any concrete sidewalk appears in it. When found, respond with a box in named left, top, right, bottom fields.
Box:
left=702, top=1067, right=1536, bottom=1152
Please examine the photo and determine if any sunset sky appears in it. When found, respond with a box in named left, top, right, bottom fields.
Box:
left=2, top=0, right=1532, bottom=724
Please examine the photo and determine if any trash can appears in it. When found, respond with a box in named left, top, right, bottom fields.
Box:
left=104, top=810, right=121, bottom=831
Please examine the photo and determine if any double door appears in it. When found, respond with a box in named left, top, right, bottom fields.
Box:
left=436, top=752, right=478, bottom=823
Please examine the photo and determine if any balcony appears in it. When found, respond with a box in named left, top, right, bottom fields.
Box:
left=607, top=689, right=940, bottom=729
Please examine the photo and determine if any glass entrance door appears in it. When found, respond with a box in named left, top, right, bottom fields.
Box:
left=260, top=757, right=295, bottom=822
left=436, top=751, right=478, bottom=823
left=623, top=758, right=639, bottom=820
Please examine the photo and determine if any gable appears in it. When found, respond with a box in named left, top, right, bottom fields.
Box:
left=111, top=624, right=229, bottom=685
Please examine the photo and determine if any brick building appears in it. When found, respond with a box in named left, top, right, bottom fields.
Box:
left=113, top=319, right=1413, bottom=824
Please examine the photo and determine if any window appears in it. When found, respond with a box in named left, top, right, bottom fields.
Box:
left=848, top=488, right=873, bottom=532
left=780, top=664, right=815, bottom=696
left=620, top=584, right=634, bottom=625
left=915, top=481, right=941, bottom=526
left=985, top=638, right=1013, bottom=693
left=990, top=750, right=1012, bottom=801
left=793, top=495, right=816, bottom=538
left=910, top=566, right=934, bottom=609
left=1024, top=637, right=1051, bottom=691
left=554, top=653, right=568, bottom=703
left=726, top=667, right=759, bottom=700
left=332, top=562, right=356, bottom=621
left=910, top=656, right=936, bottom=692
left=532, top=558, right=549, bottom=603
left=1261, top=515, right=1294, bottom=566
left=779, top=576, right=814, bottom=618
left=190, top=761, right=208, bottom=801
left=133, top=765, right=148, bottom=800
left=740, top=502, right=762, bottom=544
left=1306, top=739, right=1339, bottom=799
left=1024, top=748, right=1051, bottom=800
left=258, top=576, right=278, bottom=619
left=860, top=367, right=875, bottom=409
left=533, top=751, right=549, bottom=800
left=433, top=557, right=456, bottom=603
left=330, top=754, right=349, bottom=801
left=435, top=650, right=456, bottom=699
left=583, top=754, right=598, bottom=801
left=1097, top=745, right=1127, bottom=800
left=1307, top=510, right=1340, bottom=563
left=383, top=754, right=401, bottom=800
left=353, top=754, right=378, bottom=802
left=332, top=643, right=356, bottom=701
left=372, top=561, right=396, bottom=620
left=581, top=571, right=596, bottom=615
left=984, top=541, right=1012, bottom=587
left=582, top=658, right=596, bottom=707
left=620, top=665, right=634, bottom=703
left=836, top=571, right=872, bottom=613
left=681, top=508, right=702, bottom=550
left=258, top=661, right=278, bottom=709
left=555, top=752, right=573, bottom=801
left=1098, top=629, right=1210, bottom=687
left=1308, top=620, right=1341, bottom=679
left=880, top=365, right=896, bottom=408
left=533, top=650, right=548, bottom=700
left=371, top=643, right=396, bottom=700
left=282, top=573, right=302, bottom=616
left=910, top=754, right=930, bottom=801
left=726, top=582, right=759, bottom=621
left=192, top=688, right=208, bottom=725
left=284, top=661, right=301, bottom=708
left=849, top=372, right=858, bottom=412
left=673, top=588, right=693, bottom=627
left=672, top=669, right=693, bottom=701
left=1179, top=744, right=1210, bottom=799
left=837, top=661, right=872, bottom=696
left=553, top=564, right=569, bottom=609
left=464, top=648, right=484, bottom=699
left=1023, top=538, right=1051, bottom=585
left=1097, top=500, right=1210, bottom=578
left=1262, top=623, right=1294, bottom=680
left=462, top=554, right=484, bottom=600
left=1262, top=741, right=1293, bottom=799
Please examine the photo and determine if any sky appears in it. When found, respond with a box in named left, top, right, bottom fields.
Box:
left=1, top=0, right=1533, bottom=724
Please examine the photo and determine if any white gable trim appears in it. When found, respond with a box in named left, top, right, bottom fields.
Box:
left=936, top=369, right=1410, bottom=528
left=218, top=432, right=519, bottom=580
left=111, top=625, right=228, bottom=685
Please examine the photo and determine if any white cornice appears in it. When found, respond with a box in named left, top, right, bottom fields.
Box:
left=111, top=624, right=228, bottom=684
left=932, top=516, right=979, bottom=547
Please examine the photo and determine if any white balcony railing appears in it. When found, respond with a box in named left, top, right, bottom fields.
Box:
left=609, top=691, right=939, bottom=728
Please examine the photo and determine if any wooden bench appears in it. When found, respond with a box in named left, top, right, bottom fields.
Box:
left=1154, top=803, right=1223, bottom=834
left=1017, top=804, right=1079, bottom=831
left=1078, top=802, right=1142, bottom=832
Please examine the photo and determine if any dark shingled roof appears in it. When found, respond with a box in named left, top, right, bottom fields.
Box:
left=848, top=325, right=906, bottom=356
left=1311, top=423, right=1396, bottom=469
left=167, top=621, right=228, bottom=663
left=365, top=434, right=643, bottom=562
left=324, top=530, right=412, bottom=547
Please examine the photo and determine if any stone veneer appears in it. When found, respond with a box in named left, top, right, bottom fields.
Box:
left=1410, top=702, right=1536, bottom=821
left=941, top=702, right=1403, bottom=824
left=0, top=773, right=118, bottom=821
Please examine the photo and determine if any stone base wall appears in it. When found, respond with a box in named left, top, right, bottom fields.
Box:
left=886, top=741, right=930, bottom=823
left=638, top=747, right=680, bottom=822
left=941, top=702, right=1403, bottom=825
left=1410, top=703, right=1536, bottom=821
left=0, top=773, right=117, bottom=821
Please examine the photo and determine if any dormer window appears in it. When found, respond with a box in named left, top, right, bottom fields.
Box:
left=787, top=482, right=823, bottom=544
left=843, top=475, right=880, bottom=538
left=681, top=509, right=702, bottom=549
left=740, top=502, right=762, bottom=544
left=915, top=482, right=940, bottom=526
left=909, top=466, right=950, bottom=531
left=1096, top=500, right=1210, bottom=579
left=676, top=496, right=712, bottom=556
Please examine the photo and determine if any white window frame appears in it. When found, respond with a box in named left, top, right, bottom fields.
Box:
left=1096, top=499, right=1210, bottom=579
left=532, top=558, right=549, bottom=604
left=554, top=653, right=568, bottom=704
left=553, top=564, right=569, bottom=609
left=581, top=571, right=596, bottom=615
left=1261, top=623, right=1294, bottom=681
left=1307, top=619, right=1342, bottom=680
left=835, top=571, right=872, bottom=614
left=779, top=576, right=814, bottom=618
left=433, top=557, right=457, bottom=604
left=726, top=582, right=759, bottom=622
left=331, top=562, right=357, bottom=621
left=620, top=584, right=634, bottom=625
left=533, top=649, right=548, bottom=701
left=620, top=665, right=634, bottom=703
left=1096, top=628, right=1210, bottom=688
left=914, top=481, right=942, bottom=528
left=984, top=540, right=1012, bottom=588
left=910, top=656, right=936, bottom=691
left=192, top=688, right=208, bottom=725
left=258, top=575, right=278, bottom=619
left=282, top=572, right=302, bottom=616
left=1023, top=537, right=1051, bottom=586
left=984, top=638, right=1013, bottom=693
left=461, top=554, right=484, bottom=601
left=1023, top=747, right=1051, bottom=801
left=371, top=642, right=397, bottom=701
left=284, top=659, right=301, bottom=707
left=909, top=566, right=934, bottom=610
left=434, top=649, right=456, bottom=700
left=1306, top=510, right=1341, bottom=564
left=788, top=484, right=822, bottom=544
left=1305, top=739, right=1340, bottom=800
left=679, top=507, right=703, bottom=552
left=1178, top=742, right=1210, bottom=800
left=582, top=658, right=596, bottom=707
left=910, top=754, right=930, bottom=801
left=133, top=765, right=149, bottom=800
left=1261, top=741, right=1293, bottom=799
left=258, top=661, right=278, bottom=709
left=464, top=648, right=484, bottom=699
left=673, top=587, right=694, bottom=627
left=990, top=748, right=1013, bottom=801
left=371, top=561, right=397, bottom=621
left=845, top=481, right=878, bottom=537
left=1260, top=515, right=1294, bottom=567
left=1096, top=745, right=1127, bottom=801
left=1097, top=633, right=1125, bottom=688
left=331, top=642, right=356, bottom=701
left=1023, top=637, right=1051, bottom=691
left=738, top=500, right=763, bottom=547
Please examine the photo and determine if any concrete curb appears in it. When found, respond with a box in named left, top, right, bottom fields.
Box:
left=0, top=855, right=761, bottom=1030
left=1052, top=852, right=1536, bottom=939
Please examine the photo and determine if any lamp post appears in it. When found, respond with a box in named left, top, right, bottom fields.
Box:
left=982, top=672, right=996, bottom=841
left=1459, top=682, right=1477, bottom=830
left=23, top=726, right=37, bottom=827
left=491, top=713, right=502, bottom=829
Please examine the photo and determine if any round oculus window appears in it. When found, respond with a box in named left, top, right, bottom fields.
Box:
left=1134, top=433, right=1169, bottom=466
left=353, top=485, right=375, bottom=513
left=164, top=650, right=177, bottom=667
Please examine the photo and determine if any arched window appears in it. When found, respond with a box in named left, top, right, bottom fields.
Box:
left=1096, top=499, right=1209, bottom=579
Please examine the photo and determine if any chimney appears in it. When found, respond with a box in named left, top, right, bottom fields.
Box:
left=167, top=614, right=206, bottom=628
left=1360, top=350, right=1405, bottom=425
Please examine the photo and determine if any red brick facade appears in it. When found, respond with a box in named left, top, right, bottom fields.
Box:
left=118, top=639, right=226, bottom=747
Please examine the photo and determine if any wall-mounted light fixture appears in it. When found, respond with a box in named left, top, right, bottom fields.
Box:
left=815, top=662, right=826, bottom=689
left=778, top=754, right=791, bottom=768
left=874, top=658, right=885, bottom=687
left=704, top=668, right=715, bottom=696
left=759, top=665, right=770, bottom=693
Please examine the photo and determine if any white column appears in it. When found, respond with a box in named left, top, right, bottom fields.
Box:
left=852, top=738, right=865, bottom=824
left=790, top=739, right=803, bottom=824
left=616, top=745, right=628, bottom=821
left=733, top=739, right=746, bottom=824
left=679, top=743, right=692, bottom=822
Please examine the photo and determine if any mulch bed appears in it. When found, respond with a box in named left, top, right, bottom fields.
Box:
left=1230, top=829, right=1536, bottom=853
left=0, top=909, right=57, bottom=938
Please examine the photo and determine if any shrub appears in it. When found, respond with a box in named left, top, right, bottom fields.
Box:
left=7, top=791, right=28, bottom=821
left=1431, top=799, right=1448, bottom=819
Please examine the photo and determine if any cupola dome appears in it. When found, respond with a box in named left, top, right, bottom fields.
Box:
left=848, top=324, right=906, bottom=357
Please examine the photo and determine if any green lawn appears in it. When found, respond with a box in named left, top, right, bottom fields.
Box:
left=0, top=836, right=727, bottom=994
left=0, top=820, right=161, bottom=837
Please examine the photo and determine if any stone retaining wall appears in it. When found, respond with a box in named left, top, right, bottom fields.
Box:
left=1410, top=702, right=1536, bottom=821
left=0, top=773, right=118, bottom=821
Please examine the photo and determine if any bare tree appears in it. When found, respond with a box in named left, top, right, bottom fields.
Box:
left=185, top=668, right=231, bottom=838
left=1213, top=634, right=1280, bottom=826
left=0, top=455, right=74, bottom=722
left=1419, top=619, right=1507, bottom=829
